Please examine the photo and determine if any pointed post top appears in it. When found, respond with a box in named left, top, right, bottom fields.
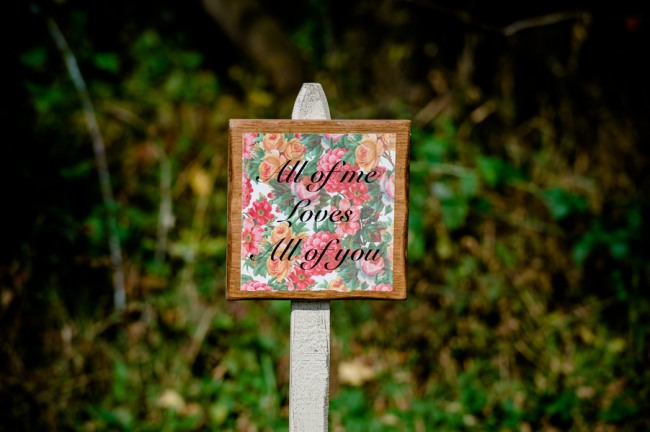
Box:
left=291, top=83, right=331, bottom=120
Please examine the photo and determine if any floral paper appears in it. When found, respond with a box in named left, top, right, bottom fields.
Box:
left=240, top=133, right=396, bottom=292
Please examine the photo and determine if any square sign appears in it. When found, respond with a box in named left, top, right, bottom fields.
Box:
left=227, top=120, right=410, bottom=300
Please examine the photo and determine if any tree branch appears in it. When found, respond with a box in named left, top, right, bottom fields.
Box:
left=402, top=0, right=586, bottom=36
left=41, top=8, right=127, bottom=312
left=202, top=0, right=312, bottom=93
left=503, top=11, right=586, bottom=36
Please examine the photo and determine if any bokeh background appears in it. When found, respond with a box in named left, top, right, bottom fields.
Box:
left=3, top=0, right=649, bottom=430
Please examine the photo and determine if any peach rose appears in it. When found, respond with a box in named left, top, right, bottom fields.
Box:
left=270, top=222, right=293, bottom=244
left=258, top=150, right=284, bottom=182
left=327, top=276, right=349, bottom=292
left=266, top=256, right=292, bottom=280
left=293, top=231, right=310, bottom=242
left=378, top=133, right=396, bottom=151
left=262, top=133, right=288, bottom=153
left=355, top=136, right=384, bottom=172
left=283, top=138, right=306, bottom=161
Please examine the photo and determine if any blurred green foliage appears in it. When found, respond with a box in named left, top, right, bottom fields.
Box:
left=2, top=0, right=650, bottom=430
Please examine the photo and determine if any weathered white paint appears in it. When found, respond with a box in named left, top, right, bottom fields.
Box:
left=290, top=83, right=331, bottom=431
left=290, top=301, right=330, bottom=431
left=291, top=83, right=331, bottom=121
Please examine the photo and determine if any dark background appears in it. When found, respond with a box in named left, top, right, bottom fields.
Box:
left=2, top=0, right=649, bottom=430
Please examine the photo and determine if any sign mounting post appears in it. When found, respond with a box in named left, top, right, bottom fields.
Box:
left=227, top=83, right=410, bottom=430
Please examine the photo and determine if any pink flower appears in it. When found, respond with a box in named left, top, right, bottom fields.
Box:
left=324, top=134, right=344, bottom=142
left=317, top=148, right=352, bottom=194
left=380, top=172, right=395, bottom=205
left=334, top=198, right=361, bottom=237
left=371, top=283, right=392, bottom=291
left=242, top=173, right=253, bottom=208
left=291, top=177, right=321, bottom=207
left=241, top=280, right=272, bottom=291
left=300, top=231, right=342, bottom=276
left=357, top=255, right=385, bottom=283
left=247, top=198, right=273, bottom=225
left=288, top=266, right=315, bottom=290
left=243, top=133, right=257, bottom=160
left=241, top=217, right=264, bottom=257
left=344, top=181, right=371, bottom=206
left=317, top=148, right=347, bottom=170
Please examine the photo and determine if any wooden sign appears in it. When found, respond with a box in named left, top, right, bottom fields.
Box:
left=227, top=119, right=410, bottom=300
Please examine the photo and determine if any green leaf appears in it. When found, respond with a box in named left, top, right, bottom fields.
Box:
left=415, top=135, right=450, bottom=163
left=341, top=134, right=362, bottom=151
left=408, top=230, right=425, bottom=260
left=477, top=156, right=501, bottom=187
left=25, top=82, right=66, bottom=114
left=269, top=279, right=287, bottom=291
left=441, top=197, right=469, bottom=231
left=339, top=262, right=359, bottom=287
left=378, top=268, right=394, bottom=285
left=541, top=188, right=588, bottom=220
left=94, top=52, right=120, bottom=73
left=477, top=156, right=524, bottom=188
left=360, top=206, right=375, bottom=220
left=342, top=150, right=356, bottom=166
left=572, top=233, right=594, bottom=265
left=20, top=47, right=47, bottom=68
left=319, top=216, right=337, bottom=233
left=301, top=134, right=322, bottom=157
left=88, top=406, right=134, bottom=429
left=246, top=150, right=264, bottom=181
left=251, top=256, right=268, bottom=276
left=608, top=231, right=629, bottom=260
left=292, top=220, right=308, bottom=234
left=459, top=171, right=479, bottom=197
left=181, top=52, right=203, bottom=70
left=112, top=360, right=129, bottom=402
left=60, top=160, right=94, bottom=179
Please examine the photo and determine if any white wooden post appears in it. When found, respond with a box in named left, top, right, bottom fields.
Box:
left=289, top=83, right=331, bottom=431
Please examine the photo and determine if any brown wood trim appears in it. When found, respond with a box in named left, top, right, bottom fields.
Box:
left=227, top=120, right=411, bottom=300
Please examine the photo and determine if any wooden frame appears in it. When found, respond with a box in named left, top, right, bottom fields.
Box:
left=227, top=119, right=410, bottom=300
